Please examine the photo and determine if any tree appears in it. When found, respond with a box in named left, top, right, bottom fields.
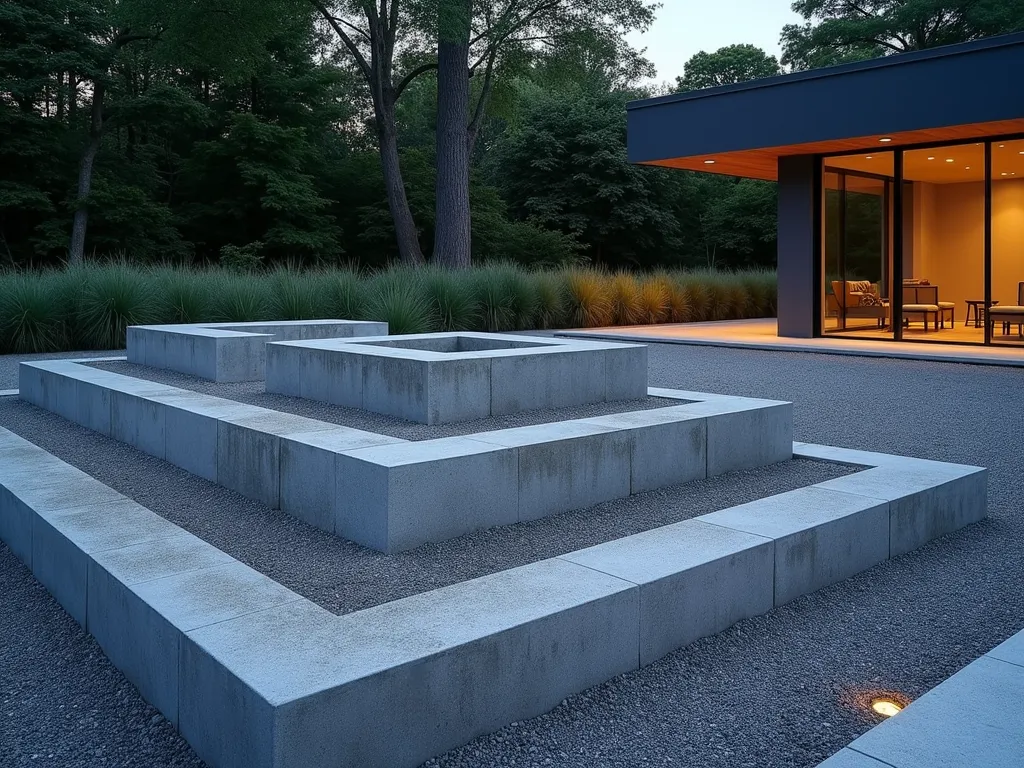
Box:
left=675, top=44, right=781, bottom=91
left=782, top=0, right=1024, bottom=71
left=311, top=0, right=435, bottom=265
left=432, top=0, right=472, bottom=268
left=431, top=0, right=656, bottom=268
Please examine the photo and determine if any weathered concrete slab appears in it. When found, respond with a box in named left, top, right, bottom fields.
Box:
left=699, top=486, right=890, bottom=606
left=562, top=518, right=774, bottom=664
left=335, top=437, right=519, bottom=552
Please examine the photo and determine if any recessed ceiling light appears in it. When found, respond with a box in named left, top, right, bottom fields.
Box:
left=704, top=159, right=716, bottom=164
left=927, top=156, right=936, bottom=160
left=871, top=698, right=903, bottom=718
left=966, top=166, right=971, bottom=170
left=1002, top=172, right=1008, bottom=176
left=946, top=158, right=955, bottom=163
left=879, top=137, right=892, bottom=143
left=999, top=144, right=1006, bottom=148
left=865, top=156, right=873, bottom=160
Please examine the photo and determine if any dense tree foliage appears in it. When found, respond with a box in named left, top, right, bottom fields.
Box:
left=783, top=0, right=1024, bottom=69
left=3, top=0, right=1021, bottom=273
left=675, top=44, right=781, bottom=92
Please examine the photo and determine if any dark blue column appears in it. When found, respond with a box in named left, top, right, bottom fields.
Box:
left=776, top=155, right=819, bottom=338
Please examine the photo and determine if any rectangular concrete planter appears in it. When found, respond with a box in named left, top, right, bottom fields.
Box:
left=127, top=320, right=388, bottom=382
left=0, top=427, right=988, bottom=768
left=266, top=333, right=649, bottom=424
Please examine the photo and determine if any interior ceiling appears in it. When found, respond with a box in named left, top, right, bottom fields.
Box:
left=643, top=119, right=1024, bottom=181
left=826, top=139, right=1024, bottom=183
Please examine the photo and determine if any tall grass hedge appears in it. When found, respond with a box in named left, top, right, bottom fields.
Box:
left=0, top=263, right=777, bottom=355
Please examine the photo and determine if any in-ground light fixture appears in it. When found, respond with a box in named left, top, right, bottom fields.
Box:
left=870, top=697, right=903, bottom=717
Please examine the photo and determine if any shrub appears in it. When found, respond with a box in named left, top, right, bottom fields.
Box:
left=269, top=268, right=328, bottom=320
left=423, top=269, right=479, bottom=331
left=532, top=271, right=568, bottom=329
left=363, top=270, right=432, bottom=335
left=211, top=272, right=273, bottom=322
left=154, top=267, right=213, bottom=324
left=608, top=272, right=642, bottom=326
left=78, top=263, right=158, bottom=349
left=637, top=276, right=671, bottom=325
left=220, top=242, right=265, bottom=273
left=564, top=268, right=613, bottom=328
left=678, top=274, right=711, bottom=322
left=472, top=263, right=539, bottom=331
left=323, top=269, right=367, bottom=320
left=0, top=271, right=67, bottom=353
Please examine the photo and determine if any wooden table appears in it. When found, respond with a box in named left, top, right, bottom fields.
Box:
left=965, top=300, right=998, bottom=328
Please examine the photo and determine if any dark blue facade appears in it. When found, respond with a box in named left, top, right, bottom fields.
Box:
left=628, top=33, right=1024, bottom=166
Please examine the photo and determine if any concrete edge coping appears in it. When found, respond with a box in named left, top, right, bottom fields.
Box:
left=0, top=389, right=18, bottom=397
left=0, top=429, right=989, bottom=768
left=817, top=627, right=1024, bottom=767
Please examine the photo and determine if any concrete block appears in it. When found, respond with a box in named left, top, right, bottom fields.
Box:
left=699, top=485, right=890, bottom=606
left=264, top=342, right=304, bottom=399
left=603, top=343, right=649, bottom=401
left=336, top=437, right=518, bottom=552
left=17, top=363, right=48, bottom=407
left=110, top=390, right=168, bottom=458
left=816, top=464, right=988, bottom=557
left=154, top=393, right=259, bottom=482
left=279, top=428, right=406, bottom=532
left=490, top=348, right=606, bottom=414
left=582, top=405, right=707, bottom=493
left=89, top=539, right=298, bottom=726
left=76, top=377, right=113, bottom=435
left=31, top=498, right=182, bottom=626
left=167, top=332, right=199, bottom=378
left=562, top=518, right=774, bottom=665
left=844, top=655, right=1024, bottom=768
left=359, top=354, right=431, bottom=422
left=424, top=356, right=492, bottom=424
left=701, top=399, right=793, bottom=475
left=214, top=333, right=272, bottom=382
left=218, top=411, right=337, bottom=507
left=180, top=559, right=638, bottom=768
left=0, top=487, right=36, bottom=566
left=473, top=422, right=631, bottom=522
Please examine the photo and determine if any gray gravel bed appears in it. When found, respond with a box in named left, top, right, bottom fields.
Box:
left=2, top=342, right=1023, bottom=768
left=0, top=396, right=847, bottom=617
left=89, top=360, right=677, bottom=440
left=0, top=541, right=204, bottom=768
left=0, top=349, right=123, bottom=389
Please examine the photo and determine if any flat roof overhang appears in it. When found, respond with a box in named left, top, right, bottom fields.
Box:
left=628, top=32, right=1024, bottom=181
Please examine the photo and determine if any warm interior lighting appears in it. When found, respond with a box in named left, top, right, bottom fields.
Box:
left=999, top=144, right=1006, bottom=148
left=865, top=156, right=873, bottom=160
left=927, top=156, right=936, bottom=160
left=1002, top=172, right=1008, bottom=176
left=966, top=166, right=971, bottom=170
left=703, top=159, right=716, bottom=164
left=945, top=158, right=955, bottom=163
left=871, top=698, right=903, bottom=717
left=879, top=137, right=892, bottom=143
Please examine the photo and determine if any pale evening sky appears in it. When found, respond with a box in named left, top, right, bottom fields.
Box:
left=628, top=0, right=804, bottom=85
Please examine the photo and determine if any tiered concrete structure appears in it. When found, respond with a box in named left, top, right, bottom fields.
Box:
left=0, top=429, right=987, bottom=768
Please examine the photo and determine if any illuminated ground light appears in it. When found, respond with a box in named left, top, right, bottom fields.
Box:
left=870, top=697, right=904, bottom=717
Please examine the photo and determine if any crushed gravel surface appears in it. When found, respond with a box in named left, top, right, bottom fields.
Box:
left=88, top=360, right=678, bottom=439
left=2, top=341, right=1022, bottom=768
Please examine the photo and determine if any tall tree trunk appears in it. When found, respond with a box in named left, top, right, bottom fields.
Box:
left=378, top=105, right=425, bottom=265
left=433, top=0, right=472, bottom=268
left=68, top=81, right=105, bottom=266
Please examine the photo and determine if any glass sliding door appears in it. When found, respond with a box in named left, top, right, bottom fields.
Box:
left=900, top=142, right=986, bottom=342
left=989, top=138, right=1024, bottom=346
left=822, top=152, right=895, bottom=338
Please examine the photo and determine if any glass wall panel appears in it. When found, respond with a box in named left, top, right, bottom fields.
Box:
left=822, top=152, right=894, bottom=338
left=990, top=139, right=1024, bottom=346
left=900, top=142, right=985, bottom=342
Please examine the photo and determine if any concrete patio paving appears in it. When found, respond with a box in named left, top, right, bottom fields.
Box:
left=560, top=318, right=1024, bottom=367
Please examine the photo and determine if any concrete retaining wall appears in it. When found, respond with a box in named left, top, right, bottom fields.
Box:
left=20, top=361, right=793, bottom=552
left=0, top=428, right=988, bottom=768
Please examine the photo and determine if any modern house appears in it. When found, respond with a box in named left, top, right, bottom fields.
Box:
left=627, top=32, right=1024, bottom=347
